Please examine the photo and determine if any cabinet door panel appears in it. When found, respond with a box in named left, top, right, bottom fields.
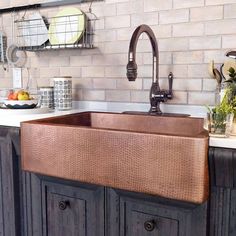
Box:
left=129, top=211, right=178, bottom=236
left=107, top=188, right=207, bottom=236
left=42, top=181, right=104, bottom=236
left=125, top=201, right=178, bottom=236
left=47, top=193, right=86, bottom=236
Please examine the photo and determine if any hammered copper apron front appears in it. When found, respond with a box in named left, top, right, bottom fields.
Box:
left=21, top=112, right=209, bottom=204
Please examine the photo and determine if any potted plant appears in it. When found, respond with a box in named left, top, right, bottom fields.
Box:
left=207, top=68, right=236, bottom=136
left=207, top=93, right=235, bottom=136
left=225, top=67, right=236, bottom=135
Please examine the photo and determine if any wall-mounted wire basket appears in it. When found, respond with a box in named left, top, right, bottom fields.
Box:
left=14, top=11, right=97, bottom=51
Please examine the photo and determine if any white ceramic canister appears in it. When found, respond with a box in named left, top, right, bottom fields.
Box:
left=39, top=86, right=54, bottom=109
left=53, top=76, right=72, bottom=110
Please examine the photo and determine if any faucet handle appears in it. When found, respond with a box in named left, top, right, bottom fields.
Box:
left=168, top=72, right=173, bottom=92
left=167, top=72, right=173, bottom=99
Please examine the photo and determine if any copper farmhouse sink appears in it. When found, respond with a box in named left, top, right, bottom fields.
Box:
left=21, top=112, right=209, bottom=204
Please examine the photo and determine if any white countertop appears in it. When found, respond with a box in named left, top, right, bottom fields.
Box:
left=209, top=136, right=236, bottom=149
left=0, top=108, right=86, bottom=127
left=0, top=101, right=235, bottom=149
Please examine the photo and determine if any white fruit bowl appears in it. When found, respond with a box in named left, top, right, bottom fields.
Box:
left=4, top=100, right=38, bottom=109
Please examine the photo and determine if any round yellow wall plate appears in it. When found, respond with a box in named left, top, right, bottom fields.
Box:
left=49, top=7, right=85, bottom=45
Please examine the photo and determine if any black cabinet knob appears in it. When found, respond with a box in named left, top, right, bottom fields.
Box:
left=144, top=220, right=156, bottom=232
left=58, top=200, right=70, bottom=210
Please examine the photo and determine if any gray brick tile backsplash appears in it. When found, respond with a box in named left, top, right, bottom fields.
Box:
left=0, top=0, right=234, bottom=106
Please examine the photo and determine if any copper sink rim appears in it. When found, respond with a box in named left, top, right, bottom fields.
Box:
left=22, top=111, right=209, bottom=138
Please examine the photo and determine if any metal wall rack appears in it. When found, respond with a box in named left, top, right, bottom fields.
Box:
left=1, top=0, right=101, bottom=51
left=14, top=11, right=97, bottom=51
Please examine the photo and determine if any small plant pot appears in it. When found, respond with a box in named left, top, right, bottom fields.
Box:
left=207, top=112, right=234, bottom=137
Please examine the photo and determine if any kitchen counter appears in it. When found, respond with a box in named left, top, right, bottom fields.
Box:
left=0, top=101, right=235, bottom=149
left=0, top=108, right=88, bottom=127
left=209, top=135, right=236, bottom=149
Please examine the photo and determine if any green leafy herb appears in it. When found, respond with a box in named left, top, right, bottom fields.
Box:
left=207, top=66, right=236, bottom=134
left=207, top=88, right=235, bottom=133
left=225, top=67, right=236, bottom=83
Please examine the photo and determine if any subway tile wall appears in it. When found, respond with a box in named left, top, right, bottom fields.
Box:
left=0, top=0, right=236, bottom=105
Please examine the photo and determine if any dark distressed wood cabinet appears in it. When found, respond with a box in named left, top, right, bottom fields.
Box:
left=0, top=126, right=22, bottom=236
left=24, top=175, right=208, bottom=236
left=1, top=125, right=236, bottom=236
left=209, top=147, right=236, bottom=236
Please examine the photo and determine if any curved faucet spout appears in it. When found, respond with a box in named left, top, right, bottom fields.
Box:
left=127, top=24, right=159, bottom=86
left=126, top=24, right=173, bottom=114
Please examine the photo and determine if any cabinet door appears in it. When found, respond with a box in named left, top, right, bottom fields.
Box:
left=23, top=174, right=104, bottom=236
left=42, top=181, right=104, bottom=236
left=106, top=188, right=208, bottom=236
left=126, top=206, right=178, bottom=236
left=47, top=191, right=86, bottom=235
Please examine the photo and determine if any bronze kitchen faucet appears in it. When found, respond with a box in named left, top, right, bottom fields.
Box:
left=127, top=24, right=173, bottom=114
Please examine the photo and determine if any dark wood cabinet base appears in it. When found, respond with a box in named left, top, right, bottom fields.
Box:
left=1, top=125, right=236, bottom=236
left=209, top=147, right=236, bottom=236
left=23, top=174, right=208, bottom=236
left=0, top=127, right=22, bottom=236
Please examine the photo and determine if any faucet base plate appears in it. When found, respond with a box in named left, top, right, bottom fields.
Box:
left=122, top=111, right=190, bottom=117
